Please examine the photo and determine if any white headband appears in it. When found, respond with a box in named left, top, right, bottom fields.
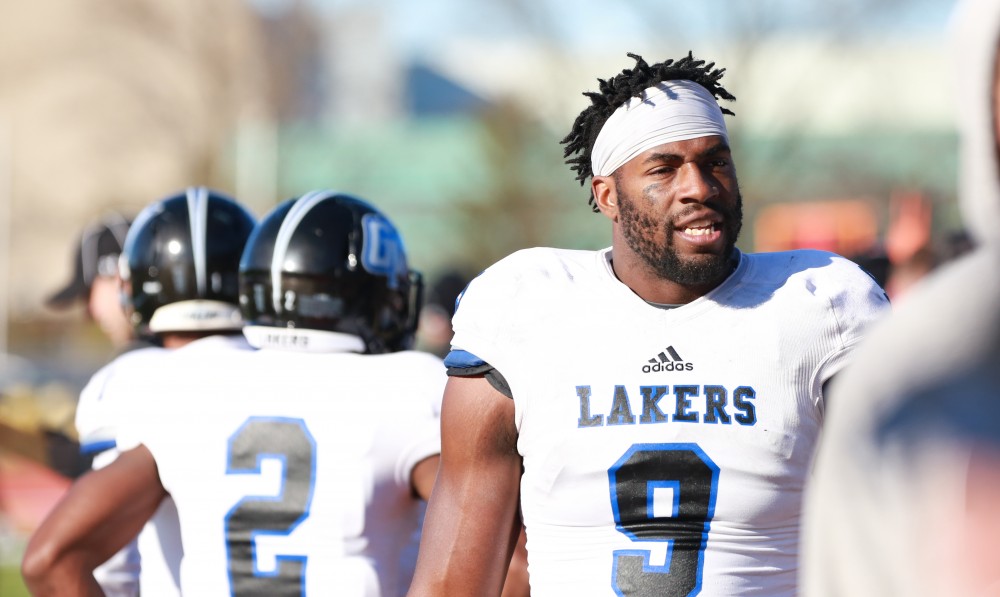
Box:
left=590, top=80, right=729, bottom=177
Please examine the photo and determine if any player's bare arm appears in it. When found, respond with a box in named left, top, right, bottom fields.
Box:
left=408, top=375, right=523, bottom=597
left=410, top=443, right=530, bottom=596
left=408, top=431, right=531, bottom=596
left=21, top=444, right=167, bottom=596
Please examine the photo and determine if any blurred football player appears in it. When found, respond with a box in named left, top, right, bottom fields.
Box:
left=801, top=0, right=1000, bottom=595
left=22, top=191, right=445, bottom=596
left=46, top=211, right=136, bottom=351
left=69, top=187, right=258, bottom=597
left=407, top=53, right=889, bottom=596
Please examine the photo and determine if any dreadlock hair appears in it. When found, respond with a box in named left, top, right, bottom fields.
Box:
left=561, top=52, right=736, bottom=212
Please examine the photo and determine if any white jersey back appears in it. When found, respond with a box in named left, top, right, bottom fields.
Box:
left=114, top=336, right=445, bottom=596
left=449, top=247, right=888, bottom=596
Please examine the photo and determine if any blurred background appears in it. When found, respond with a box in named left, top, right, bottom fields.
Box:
left=0, top=0, right=962, bottom=591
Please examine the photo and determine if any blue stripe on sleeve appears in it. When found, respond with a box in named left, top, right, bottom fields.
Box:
left=80, top=439, right=117, bottom=455
left=444, top=349, right=487, bottom=369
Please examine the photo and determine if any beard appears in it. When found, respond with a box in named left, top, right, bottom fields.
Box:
left=617, top=186, right=743, bottom=287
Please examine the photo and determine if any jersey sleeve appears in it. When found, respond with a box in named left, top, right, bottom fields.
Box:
left=75, top=362, right=122, bottom=458
left=443, top=350, right=514, bottom=399
left=815, top=255, right=892, bottom=400
left=393, top=352, right=448, bottom=489
left=113, top=390, right=156, bottom=455
left=77, top=347, right=166, bottom=461
left=105, top=353, right=170, bottom=455
left=394, top=416, right=441, bottom=489
left=447, top=252, right=530, bottom=389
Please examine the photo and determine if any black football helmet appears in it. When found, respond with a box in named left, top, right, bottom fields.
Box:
left=120, top=187, right=257, bottom=335
left=239, top=190, right=422, bottom=354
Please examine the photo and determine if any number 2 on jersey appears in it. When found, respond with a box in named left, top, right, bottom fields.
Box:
left=608, top=443, right=719, bottom=597
left=225, top=417, right=316, bottom=596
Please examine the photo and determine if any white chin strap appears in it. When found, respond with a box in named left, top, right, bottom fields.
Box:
left=148, top=300, right=243, bottom=333
left=590, top=80, right=730, bottom=177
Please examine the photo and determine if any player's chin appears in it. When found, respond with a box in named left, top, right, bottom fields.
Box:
left=678, top=253, right=733, bottom=281
left=679, top=255, right=724, bottom=274
left=682, top=245, right=729, bottom=262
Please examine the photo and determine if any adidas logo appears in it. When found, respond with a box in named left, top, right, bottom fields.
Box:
left=642, top=346, right=694, bottom=373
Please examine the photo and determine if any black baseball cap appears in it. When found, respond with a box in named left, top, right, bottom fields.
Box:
left=46, top=213, right=131, bottom=309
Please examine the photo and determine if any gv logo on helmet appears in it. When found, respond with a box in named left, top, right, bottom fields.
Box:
left=361, top=213, right=406, bottom=289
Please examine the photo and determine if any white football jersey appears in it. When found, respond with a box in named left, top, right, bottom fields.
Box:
left=114, top=334, right=445, bottom=596
left=77, top=344, right=183, bottom=597
left=449, top=247, right=889, bottom=596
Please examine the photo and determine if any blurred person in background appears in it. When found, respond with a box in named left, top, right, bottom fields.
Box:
left=21, top=191, right=449, bottom=596
left=871, top=358, right=1000, bottom=596
left=846, top=192, right=975, bottom=303
left=880, top=190, right=936, bottom=300
left=416, top=270, right=470, bottom=358
left=66, top=188, right=257, bottom=597
left=46, top=212, right=140, bottom=353
left=36, top=212, right=145, bottom=480
left=801, top=0, right=1000, bottom=594
left=408, top=52, right=888, bottom=597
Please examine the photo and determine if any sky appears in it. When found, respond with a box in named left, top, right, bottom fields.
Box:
left=253, top=0, right=958, bottom=55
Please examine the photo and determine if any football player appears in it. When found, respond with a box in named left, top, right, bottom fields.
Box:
left=71, top=187, right=257, bottom=597
left=22, top=191, right=445, bottom=596
left=407, top=53, right=890, bottom=596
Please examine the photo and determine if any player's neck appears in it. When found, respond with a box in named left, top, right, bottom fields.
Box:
left=160, top=331, right=231, bottom=349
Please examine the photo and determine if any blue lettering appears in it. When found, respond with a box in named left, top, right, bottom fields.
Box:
left=639, top=386, right=669, bottom=424
left=703, top=386, right=731, bottom=424
left=734, top=386, right=757, bottom=426
left=577, top=385, right=603, bottom=428
left=607, top=386, right=636, bottom=426
left=673, top=385, right=699, bottom=423
left=574, top=384, right=758, bottom=429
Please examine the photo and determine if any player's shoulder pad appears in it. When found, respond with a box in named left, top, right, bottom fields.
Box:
left=752, top=249, right=886, bottom=290
left=113, top=344, right=169, bottom=366
left=82, top=346, right=168, bottom=396
left=462, top=247, right=597, bottom=304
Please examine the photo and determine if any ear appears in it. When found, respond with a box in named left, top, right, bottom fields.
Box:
left=592, top=176, right=619, bottom=222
